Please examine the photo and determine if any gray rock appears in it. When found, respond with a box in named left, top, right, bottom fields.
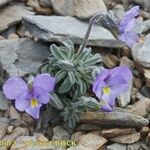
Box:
left=110, top=132, right=141, bottom=144
left=0, top=117, right=9, bottom=140
left=52, top=126, right=70, bottom=140
left=132, top=34, right=150, bottom=68
left=39, top=0, right=52, bottom=7
left=0, top=3, right=34, bottom=32
left=51, top=0, right=107, bottom=19
left=141, top=86, right=150, bottom=99
left=80, top=110, right=149, bottom=128
left=0, top=91, right=8, bottom=110
left=0, top=0, right=13, bottom=7
left=127, top=141, right=142, bottom=150
left=117, top=80, right=132, bottom=107
left=23, top=15, right=125, bottom=48
left=0, top=38, right=49, bottom=78
left=107, top=143, right=127, bottom=150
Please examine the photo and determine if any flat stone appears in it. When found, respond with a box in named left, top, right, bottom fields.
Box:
left=67, top=145, right=92, bottom=150
left=76, top=124, right=102, bottom=131
left=71, top=132, right=85, bottom=143
left=107, top=143, right=127, bottom=150
left=0, top=0, right=13, bottom=7
left=143, top=68, right=150, bottom=87
left=39, top=0, right=52, bottom=7
left=0, top=3, right=34, bottom=32
left=0, top=38, right=49, bottom=78
left=0, top=118, right=9, bottom=139
left=80, top=110, right=149, bottom=128
left=0, top=91, right=8, bottom=110
left=132, top=34, right=150, bottom=68
left=110, top=132, right=140, bottom=144
left=23, top=15, right=125, bottom=48
left=127, top=142, right=142, bottom=150
left=52, top=126, right=70, bottom=140
left=78, top=133, right=107, bottom=150
left=101, top=128, right=136, bottom=138
left=9, top=105, right=21, bottom=120
left=51, top=0, right=107, bottom=19
left=126, top=93, right=150, bottom=117
left=117, top=80, right=132, bottom=107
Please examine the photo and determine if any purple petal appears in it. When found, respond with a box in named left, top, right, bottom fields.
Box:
left=33, top=73, right=55, bottom=92
left=101, top=103, right=113, bottom=112
left=93, top=81, right=106, bottom=99
left=102, top=93, right=116, bottom=107
left=3, top=77, right=28, bottom=100
left=119, top=32, right=139, bottom=48
left=124, top=19, right=136, bottom=32
left=106, top=75, right=127, bottom=87
left=25, top=103, right=42, bottom=119
left=109, top=66, right=132, bottom=83
left=120, top=6, right=140, bottom=32
left=33, top=87, right=50, bottom=104
left=15, top=91, right=31, bottom=111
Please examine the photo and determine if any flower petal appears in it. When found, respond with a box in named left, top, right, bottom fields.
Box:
left=101, top=103, right=113, bottom=112
left=33, top=73, right=55, bottom=92
left=33, top=87, right=50, bottom=104
left=15, top=91, right=31, bottom=111
left=25, top=103, right=42, bottom=119
left=3, top=77, right=28, bottom=100
left=110, top=66, right=132, bottom=82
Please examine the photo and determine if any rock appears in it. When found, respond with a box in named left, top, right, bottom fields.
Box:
left=143, top=68, right=150, bottom=87
left=2, top=127, right=29, bottom=148
left=8, top=34, right=19, bottom=39
left=127, top=142, right=142, bottom=150
left=0, top=91, right=8, bottom=110
left=71, top=132, right=85, bottom=143
left=35, top=7, right=54, bottom=15
left=45, top=126, right=53, bottom=140
left=52, top=126, right=70, bottom=140
left=0, top=36, right=5, bottom=40
left=80, top=110, right=149, bottom=128
left=141, top=86, right=150, bottom=99
left=16, top=25, right=27, bottom=38
left=51, top=0, right=107, bottom=19
left=110, top=132, right=141, bottom=144
left=0, top=118, right=9, bottom=139
left=21, top=113, right=35, bottom=127
left=0, top=38, right=49, bottom=77
left=101, top=128, right=136, bottom=138
left=126, top=93, right=150, bottom=117
left=107, top=143, right=127, bottom=150
left=10, top=119, right=27, bottom=127
left=39, top=0, right=52, bottom=8
left=120, top=56, right=135, bottom=69
left=27, top=0, right=40, bottom=9
left=0, top=0, right=13, bottom=7
left=131, top=88, right=138, bottom=103
left=10, top=135, right=54, bottom=150
left=117, top=80, right=132, bottom=107
left=9, top=105, right=20, bottom=120
left=78, top=133, right=107, bottom=150
left=103, top=54, right=119, bottom=68
left=7, top=126, right=14, bottom=134
left=23, top=15, right=125, bottom=48
left=0, top=3, right=34, bottom=32
left=67, top=145, right=92, bottom=150
left=134, top=78, right=143, bottom=89
left=76, top=124, right=102, bottom=131
left=132, top=34, right=150, bottom=68
left=140, top=126, right=149, bottom=139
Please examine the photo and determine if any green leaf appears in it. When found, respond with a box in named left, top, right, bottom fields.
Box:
left=54, top=70, right=67, bottom=83
left=68, top=71, right=76, bottom=85
left=81, top=96, right=102, bottom=110
left=50, top=93, right=64, bottom=110
left=50, top=44, right=67, bottom=60
left=85, top=54, right=102, bottom=65
left=58, top=76, right=73, bottom=93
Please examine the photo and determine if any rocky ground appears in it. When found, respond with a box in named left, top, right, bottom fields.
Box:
left=0, top=0, right=150, bottom=150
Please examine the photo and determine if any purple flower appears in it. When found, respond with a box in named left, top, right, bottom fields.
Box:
left=93, top=66, right=132, bottom=112
left=3, top=74, right=55, bottom=119
left=119, top=6, right=140, bottom=48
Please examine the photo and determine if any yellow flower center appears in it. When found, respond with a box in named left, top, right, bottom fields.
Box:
left=31, top=98, right=38, bottom=108
left=103, top=87, right=110, bottom=94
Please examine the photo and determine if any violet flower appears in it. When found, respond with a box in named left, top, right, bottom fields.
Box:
left=119, top=6, right=140, bottom=48
left=3, top=74, right=55, bottom=119
left=93, top=66, right=132, bottom=112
